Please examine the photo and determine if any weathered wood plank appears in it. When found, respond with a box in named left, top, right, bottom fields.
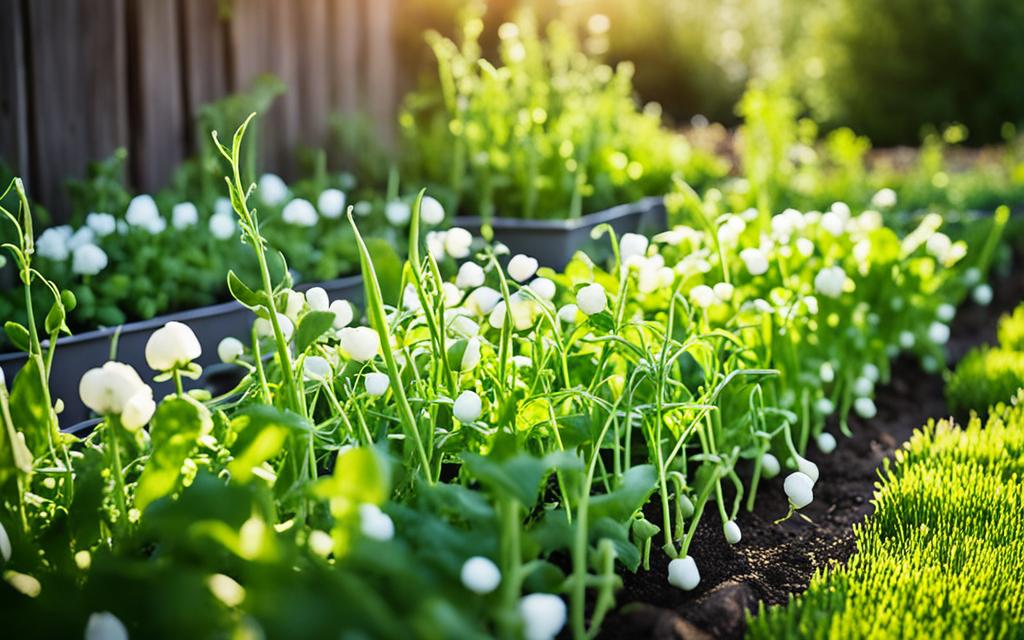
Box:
left=26, top=0, right=130, bottom=220
left=0, top=0, right=30, bottom=185
left=180, top=0, right=230, bottom=152
left=295, top=0, right=332, bottom=148
left=331, top=0, right=361, bottom=114
left=127, top=0, right=186, bottom=192
left=365, top=0, right=396, bottom=147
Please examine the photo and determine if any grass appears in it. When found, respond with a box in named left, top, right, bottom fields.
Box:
left=747, top=392, right=1024, bottom=639
left=946, top=301, right=1024, bottom=415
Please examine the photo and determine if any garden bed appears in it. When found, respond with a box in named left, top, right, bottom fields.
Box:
left=599, top=262, right=1024, bottom=639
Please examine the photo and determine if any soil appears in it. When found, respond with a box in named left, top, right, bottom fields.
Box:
left=598, top=265, right=1024, bottom=639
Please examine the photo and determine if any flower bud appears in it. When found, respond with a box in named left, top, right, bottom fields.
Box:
left=461, top=556, right=501, bottom=594
left=218, top=337, right=244, bottom=363
left=358, top=503, right=394, bottom=541
left=508, top=254, right=538, bottom=282
left=784, top=472, right=814, bottom=509
left=576, top=283, right=608, bottom=316
left=667, top=556, right=700, bottom=590
left=145, top=321, right=202, bottom=372
left=85, top=612, right=128, bottom=640
left=723, top=520, right=741, bottom=544
left=453, top=390, right=483, bottom=423
left=305, top=287, right=330, bottom=312
left=339, top=327, right=379, bottom=362
left=518, top=593, right=567, bottom=640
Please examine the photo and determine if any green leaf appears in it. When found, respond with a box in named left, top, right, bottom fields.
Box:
left=44, top=299, right=66, bottom=335
left=313, top=446, right=391, bottom=507
left=588, top=311, right=615, bottom=333
left=588, top=464, right=658, bottom=522
left=8, top=358, right=56, bottom=456
left=227, top=270, right=267, bottom=311
left=294, top=310, right=337, bottom=352
left=135, top=396, right=212, bottom=513
left=227, top=405, right=310, bottom=484
left=462, top=453, right=548, bottom=507
left=3, top=321, right=30, bottom=352
left=0, top=387, right=33, bottom=491
left=592, top=517, right=641, bottom=571
left=363, top=238, right=403, bottom=306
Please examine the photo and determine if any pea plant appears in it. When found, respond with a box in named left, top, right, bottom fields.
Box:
left=0, top=118, right=1001, bottom=640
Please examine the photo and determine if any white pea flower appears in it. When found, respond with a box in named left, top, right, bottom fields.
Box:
left=784, top=472, right=814, bottom=509
left=739, top=248, right=769, bottom=276
left=723, top=520, right=741, bottom=544
left=457, top=262, right=485, bottom=289
left=358, top=503, right=394, bottom=541
left=760, top=453, right=780, bottom=478
left=972, top=284, right=993, bottom=306
left=79, top=362, right=154, bottom=429
left=717, top=215, right=746, bottom=247
left=317, top=189, right=346, bottom=219
left=282, top=199, right=319, bottom=227
left=817, top=432, right=837, bottom=454
left=214, top=196, right=233, bottom=216
left=385, top=200, right=411, bottom=226
left=402, top=284, right=422, bottom=312
left=339, top=327, right=380, bottom=362
left=72, top=244, right=109, bottom=276
left=862, top=363, right=880, bottom=383
left=814, top=266, right=846, bottom=298
left=815, top=397, right=835, bottom=416
left=518, top=593, right=567, bottom=640
left=512, top=355, right=532, bottom=368
left=461, top=556, right=501, bottom=594
left=444, top=227, right=473, bottom=258
left=36, top=225, right=73, bottom=261
left=121, top=393, right=157, bottom=431
left=928, top=322, right=950, bottom=345
left=853, top=376, right=873, bottom=398
left=871, top=188, right=897, bottom=209
left=667, top=556, right=700, bottom=591
left=209, top=211, right=236, bottom=240
left=309, top=530, right=334, bottom=557
left=364, top=372, right=390, bottom=396
left=557, top=304, right=579, bottom=324
left=854, top=397, right=877, bottom=419
left=461, top=337, right=482, bottom=371
left=419, top=195, right=445, bottom=226
left=258, top=173, right=289, bottom=206
left=68, top=227, right=96, bottom=251
left=712, top=282, right=734, bottom=302
left=305, top=287, right=330, bottom=312
left=793, top=455, right=819, bottom=483
left=283, top=290, right=306, bottom=322
left=303, top=356, right=332, bottom=381
left=467, top=287, right=503, bottom=315
left=508, top=254, right=539, bottom=282
left=689, top=284, right=716, bottom=309
left=0, top=521, right=10, bottom=563
left=126, top=195, right=166, bottom=233
left=85, top=612, right=129, bottom=640
left=145, top=321, right=201, bottom=372
left=937, top=303, right=956, bottom=323
left=449, top=314, right=480, bottom=339
left=86, top=212, right=117, bottom=237
left=528, top=278, right=556, bottom=301
left=898, top=331, right=916, bottom=350
left=217, top=337, right=244, bottom=364
left=353, top=200, right=373, bottom=216
left=619, top=233, right=649, bottom=260
left=254, top=313, right=294, bottom=342
left=771, top=208, right=805, bottom=239
left=820, top=211, right=846, bottom=236
left=426, top=231, right=447, bottom=261
left=796, top=237, right=815, bottom=257
left=963, top=267, right=981, bottom=286
left=926, top=233, right=952, bottom=260
left=576, top=283, right=608, bottom=316
left=171, top=202, right=199, bottom=230
left=453, top=390, right=483, bottom=423
left=488, top=295, right=534, bottom=331
left=330, top=300, right=354, bottom=329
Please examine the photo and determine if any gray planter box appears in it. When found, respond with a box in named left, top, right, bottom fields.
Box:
left=0, top=275, right=364, bottom=428
left=452, top=196, right=667, bottom=270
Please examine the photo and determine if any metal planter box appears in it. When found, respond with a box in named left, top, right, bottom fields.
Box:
left=0, top=275, right=364, bottom=428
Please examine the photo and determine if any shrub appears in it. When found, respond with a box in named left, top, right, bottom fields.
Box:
left=946, top=347, right=1024, bottom=416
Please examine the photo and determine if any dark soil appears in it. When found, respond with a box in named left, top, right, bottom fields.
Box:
left=598, top=266, right=1024, bottom=640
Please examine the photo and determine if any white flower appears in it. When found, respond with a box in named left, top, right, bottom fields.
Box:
left=972, top=284, right=993, bottom=306
left=426, top=231, right=447, bottom=260
left=488, top=295, right=534, bottom=331
left=461, top=338, right=482, bottom=371
left=576, top=283, right=608, bottom=316
left=126, top=195, right=165, bottom=233
left=217, top=337, right=244, bottom=363
left=354, top=200, right=372, bottom=216
left=723, top=520, right=741, bottom=544
left=817, top=432, right=837, bottom=454
left=284, top=291, right=306, bottom=320
left=784, top=472, right=814, bottom=509
left=318, top=189, right=346, bottom=219
left=557, top=304, right=579, bottom=324
left=258, top=173, right=289, bottom=206
left=794, top=455, right=819, bottom=483
left=862, top=363, right=880, bottom=383
left=145, top=321, right=201, bottom=371
left=853, top=376, right=873, bottom=398
left=518, top=593, right=567, bottom=640
left=172, top=202, right=199, bottom=230
left=214, top=197, right=233, bottom=216
left=760, top=453, right=780, bottom=478
left=254, top=313, right=294, bottom=342
left=449, top=314, right=480, bottom=339
left=305, top=287, right=330, bottom=312
left=303, top=356, right=332, bottom=381
left=467, top=287, right=502, bottom=315
left=339, top=327, right=380, bottom=362
left=0, top=521, right=9, bottom=563
left=771, top=208, right=804, bottom=239
left=529, top=278, right=556, bottom=301
left=926, top=233, right=952, bottom=260
left=898, top=331, right=916, bottom=349
left=457, top=262, right=485, bottom=289
left=937, top=303, right=956, bottom=323
left=512, top=355, right=532, bottom=368
left=209, top=211, right=236, bottom=240
left=461, top=556, right=501, bottom=594
left=444, top=227, right=473, bottom=258
left=419, top=195, right=445, bottom=226
left=690, top=284, right=716, bottom=308
left=68, top=227, right=95, bottom=251
left=86, top=213, right=117, bottom=237
left=667, top=556, right=700, bottom=591
left=402, top=284, right=422, bottom=311
left=871, top=188, right=897, bottom=209
left=79, top=362, right=154, bottom=429
left=331, top=300, right=354, bottom=328
left=739, top=248, right=769, bottom=276
left=72, top=244, right=108, bottom=276
left=36, top=226, right=73, bottom=261
left=717, top=215, right=746, bottom=247
left=854, top=397, right=877, bottom=419
left=364, top=372, right=390, bottom=396
left=796, top=237, right=815, bottom=257
left=928, top=322, right=950, bottom=345
left=358, top=503, right=394, bottom=541
left=85, top=612, right=129, bottom=640
left=453, top=390, right=483, bottom=423
left=813, top=266, right=846, bottom=298
left=282, top=199, right=319, bottom=227
left=815, top=397, right=835, bottom=416
left=619, top=233, right=649, bottom=260
left=309, top=530, right=334, bottom=557
left=820, top=211, right=846, bottom=236
left=385, top=200, right=411, bottom=226
left=963, top=267, right=981, bottom=286
left=508, top=254, right=539, bottom=282
left=712, top=282, right=734, bottom=302
left=121, top=393, right=156, bottom=431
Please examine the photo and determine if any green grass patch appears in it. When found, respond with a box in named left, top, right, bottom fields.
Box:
left=999, top=302, right=1024, bottom=352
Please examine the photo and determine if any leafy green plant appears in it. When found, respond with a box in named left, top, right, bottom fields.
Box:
left=997, top=300, right=1024, bottom=351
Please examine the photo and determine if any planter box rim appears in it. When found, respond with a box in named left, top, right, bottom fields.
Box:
left=451, top=195, right=665, bottom=231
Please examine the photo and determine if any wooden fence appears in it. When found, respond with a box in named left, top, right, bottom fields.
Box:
left=0, top=0, right=401, bottom=221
